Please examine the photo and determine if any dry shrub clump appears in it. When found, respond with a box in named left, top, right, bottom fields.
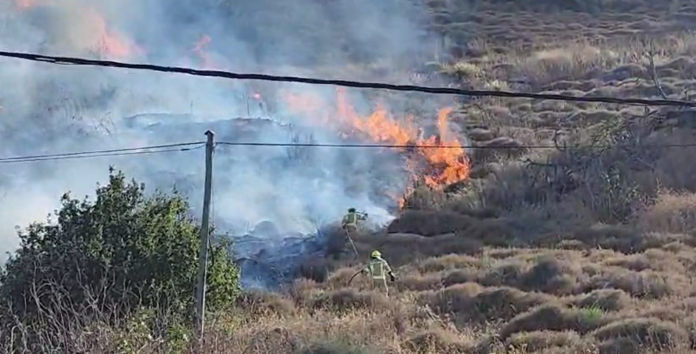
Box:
left=477, top=259, right=529, bottom=287
left=592, top=318, right=691, bottom=354
left=403, top=328, right=474, bottom=354
left=500, top=303, right=609, bottom=339
left=235, top=290, right=297, bottom=317
left=635, top=191, right=696, bottom=234
left=399, top=272, right=444, bottom=291
left=506, top=330, right=585, bottom=353
left=306, top=288, right=392, bottom=312
left=441, top=268, right=479, bottom=287
left=602, top=249, right=687, bottom=273
left=579, top=269, right=684, bottom=299
left=351, top=232, right=483, bottom=267
left=422, top=283, right=553, bottom=325
left=473, top=254, right=587, bottom=296
left=518, top=255, right=585, bottom=295
left=571, top=289, right=632, bottom=312
left=417, top=254, right=480, bottom=273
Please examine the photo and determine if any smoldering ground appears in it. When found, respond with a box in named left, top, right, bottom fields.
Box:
left=0, top=0, right=445, bottom=263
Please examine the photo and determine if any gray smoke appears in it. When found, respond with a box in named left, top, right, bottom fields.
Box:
left=0, top=0, right=441, bottom=265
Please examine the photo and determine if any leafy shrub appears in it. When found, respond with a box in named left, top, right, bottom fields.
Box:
left=0, top=168, right=240, bottom=323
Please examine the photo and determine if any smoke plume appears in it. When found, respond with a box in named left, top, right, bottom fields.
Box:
left=0, top=0, right=454, bottom=263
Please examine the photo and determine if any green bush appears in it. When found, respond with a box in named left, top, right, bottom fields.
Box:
left=0, top=168, right=240, bottom=320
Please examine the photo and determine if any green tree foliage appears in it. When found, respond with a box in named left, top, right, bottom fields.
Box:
left=0, top=168, right=239, bottom=319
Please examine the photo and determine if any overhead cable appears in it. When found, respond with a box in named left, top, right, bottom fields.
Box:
left=216, top=141, right=696, bottom=150
left=5, top=139, right=696, bottom=165
left=0, top=50, right=694, bottom=107
left=0, top=141, right=204, bottom=164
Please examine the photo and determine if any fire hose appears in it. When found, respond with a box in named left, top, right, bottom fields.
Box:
left=347, top=269, right=397, bottom=286
left=347, top=269, right=362, bottom=285
left=344, top=229, right=360, bottom=259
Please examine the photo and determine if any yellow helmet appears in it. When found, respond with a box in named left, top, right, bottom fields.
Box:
left=371, top=250, right=381, bottom=258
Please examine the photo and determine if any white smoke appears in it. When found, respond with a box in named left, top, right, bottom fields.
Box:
left=0, top=0, right=441, bottom=262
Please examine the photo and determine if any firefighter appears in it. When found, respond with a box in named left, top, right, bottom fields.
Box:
left=362, top=250, right=396, bottom=297
left=341, top=207, right=367, bottom=234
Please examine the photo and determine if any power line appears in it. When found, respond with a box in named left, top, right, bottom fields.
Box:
left=0, top=148, right=193, bottom=164
left=0, top=50, right=694, bottom=107
left=0, top=142, right=204, bottom=164
left=0, top=141, right=203, bottom=161
left=5, top=139, right=696, bottom=165
left=216, top=141, right=696, bottom=149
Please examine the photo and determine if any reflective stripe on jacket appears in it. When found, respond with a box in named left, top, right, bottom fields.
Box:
left=342, top=212, right=358, bottom=226
left=366, top=258, right=391, bottom=279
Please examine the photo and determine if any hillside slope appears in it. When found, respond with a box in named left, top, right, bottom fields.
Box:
left=229, top=1, right=696, bottom=354
left=6, top=0, right=696, bottom=353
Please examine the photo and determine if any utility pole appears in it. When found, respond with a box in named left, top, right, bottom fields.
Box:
left=195, top=130, right=215, bottom=338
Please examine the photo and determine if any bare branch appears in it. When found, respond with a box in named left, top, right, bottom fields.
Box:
left=644, top=39, right=668, bottom=99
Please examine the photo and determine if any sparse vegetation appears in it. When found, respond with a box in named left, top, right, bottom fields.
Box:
left=7, top=0, right=696, bottom=353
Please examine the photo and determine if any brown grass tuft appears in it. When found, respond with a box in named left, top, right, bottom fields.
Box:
left=307, top=289, right=391, bottom=312
left=506, top=330, right=585, bottom=352
left=635, top=191, right=696, bottom=234
left=592, top=318, right=690, bottom=354
left=478, top=259, right=529, bottom=287
left=500, top=303, right=608, bottom=339
left=519, top=255, right=585, bottom=295
left=470, top=287, right=554, bottom=323
left=236, top=291, right=297, bottom=316
left=571, top=289, right=632, bottom=312
left=442, top=269, right=478, bottom=287
left=403, top=328, right=474, bottom=354
left=417, top=254, right=480, bottom=273
left=422, top=282, right=484, bottom=313
left=579, top=269, right=684, bottom=299
left=399, top=273, right=444, bottom=291
left=423, top=283, right=552, bottom=324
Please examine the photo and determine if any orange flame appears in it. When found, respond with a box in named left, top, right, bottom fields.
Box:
left=191, top=35, right=220, bottom=69
left=15, top=1, right=139, bottom=59
left=9, top=0, right=469, bottom=210
left=337, top=88, right=469, bottom=188
left=13, top=0, right=47, bottom=10
left=282, top=87, right=470, bottom=207
left=419, top=108, right=470, bottom=186
left=86, top=9, right=136, bottom=59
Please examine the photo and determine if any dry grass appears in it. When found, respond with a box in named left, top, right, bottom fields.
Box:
left=7, top=244, right=696, bottom=353
left=288, top=2, right=696, bottom=349
left=8, top=1, right=696, bottom=353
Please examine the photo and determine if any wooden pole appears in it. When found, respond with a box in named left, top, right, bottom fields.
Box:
left=195, top=130, right=215, bottom=338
